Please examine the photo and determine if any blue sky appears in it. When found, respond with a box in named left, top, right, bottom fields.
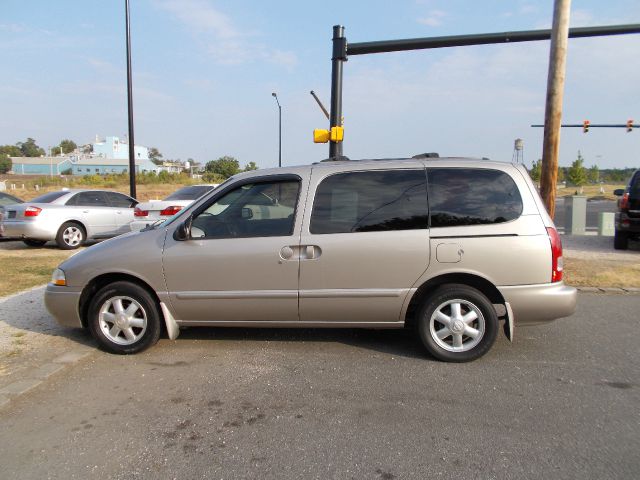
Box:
left=2, top=0, right=640, bottom=169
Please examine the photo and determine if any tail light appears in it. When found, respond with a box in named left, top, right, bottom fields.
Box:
left=134, top=207, right=148, bottom=217
left=619, top=193, right=630, bottom=211
left=160, top=206, right=183, bottom=216
left=24, top=206, right=42, bottom=217
left=547, top=227, right=563, bottom=283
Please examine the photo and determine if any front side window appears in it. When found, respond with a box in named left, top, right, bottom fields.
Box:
left=310, top=170, right=428, bottom=234
left=427, top=168, right=523, bottom=227
left=191, top=179, right=300, bottom=239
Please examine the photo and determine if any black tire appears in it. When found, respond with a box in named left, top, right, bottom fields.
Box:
left=23, top=238, right=47, bottom=247
left=88, top=281, right=161, bottom=354
left=417, top=284, right=498, bottom=362
left=613, top=230, right=629, bottom=250
left=55, top=222, right=85, bottom=249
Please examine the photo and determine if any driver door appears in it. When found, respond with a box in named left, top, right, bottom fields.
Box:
left=162, top=174, right=305, bottom=324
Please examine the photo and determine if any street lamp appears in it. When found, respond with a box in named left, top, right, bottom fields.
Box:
left=271, top=92, right=282, bottom=167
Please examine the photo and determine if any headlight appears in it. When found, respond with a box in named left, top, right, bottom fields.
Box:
left=51, top=268, right=67, bottom=286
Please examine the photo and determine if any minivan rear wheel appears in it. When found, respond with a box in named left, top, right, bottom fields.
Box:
left=418, top=284, right=498, bottom=362
left=88, top=281, right=161, bottom=354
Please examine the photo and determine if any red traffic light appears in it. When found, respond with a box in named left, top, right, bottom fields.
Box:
left=583, top=120, right=590, bottom=133
left=627, top=119, right=634, bottom=132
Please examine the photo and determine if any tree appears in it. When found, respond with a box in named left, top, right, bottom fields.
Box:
left=587, top=164, right=599, bottom=184
left=17, top=138, right=45, bottom=157
left=205, top=156, right=241, bottom=179
left=567, top=152, right=587, bottom=186
left=529, top=159, right=542, bottom=182
left=0, top=145, right=22, bottom=157
left=148, top=147, right=163, bottom=165
left=0, top=153, right=12, bottom=173
left=59, top=139, right=77, bottom=154
left=244, top=161, right=258, bottom=171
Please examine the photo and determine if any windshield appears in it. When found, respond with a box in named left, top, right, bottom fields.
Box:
left=164, top=185, right=215, bottom=201
left=0, top=193, right=22, bottom=206
left=30, top=191, right=68, bottom=203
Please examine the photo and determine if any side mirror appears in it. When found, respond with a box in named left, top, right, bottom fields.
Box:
left=241, top=207, right=253, bottom=219
left=613, top=189, right=625, bottom=196
left=173, top=215, right=193, bottom=241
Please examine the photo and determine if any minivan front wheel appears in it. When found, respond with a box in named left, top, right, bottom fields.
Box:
left=418, top=284, right=498, bottom=362
left=88, top=281, right=161, bottom=354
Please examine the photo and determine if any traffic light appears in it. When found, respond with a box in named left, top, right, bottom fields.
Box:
left=583, top=120, right=590, bottom=133
left=627, top=119, right=634, bottom=132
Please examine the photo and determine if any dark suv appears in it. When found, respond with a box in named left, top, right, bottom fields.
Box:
left=614, top=169, right=640, bottom=250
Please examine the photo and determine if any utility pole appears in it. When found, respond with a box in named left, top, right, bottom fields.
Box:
left=125, top=0, right=137, bottom=198
left=540, top=0, right=571, bottom=219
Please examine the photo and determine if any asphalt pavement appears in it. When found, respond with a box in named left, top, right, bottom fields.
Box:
left=0, top=293, right=638, bottom=479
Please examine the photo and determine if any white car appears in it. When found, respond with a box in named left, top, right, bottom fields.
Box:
left=2, top=189, right=137, bottom=249
left=130, top=184, right=218, bottom=231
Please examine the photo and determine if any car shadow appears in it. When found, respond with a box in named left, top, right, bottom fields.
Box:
left=175, top=326, right=431, bottom=361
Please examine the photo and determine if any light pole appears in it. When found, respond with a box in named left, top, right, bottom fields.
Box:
left=271, top=92, right=282, bottom=167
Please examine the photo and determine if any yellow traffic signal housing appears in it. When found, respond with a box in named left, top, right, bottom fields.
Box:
left=330, top=126, right=344, bottom=142
left=313, top=126, right=344, bottom=143
left=313, top=129, right=330, bottom=143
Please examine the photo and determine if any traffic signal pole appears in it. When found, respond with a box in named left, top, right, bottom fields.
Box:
left=326, top=22, right=640, bottom=160
left=329, top=26, right=346, bottom=159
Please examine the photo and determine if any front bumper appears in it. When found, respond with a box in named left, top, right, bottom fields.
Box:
left=498, top=282, right=577, bottom=326
left=44, top=284, right=83, bottom=328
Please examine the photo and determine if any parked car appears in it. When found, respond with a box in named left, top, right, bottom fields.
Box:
left=45, top=158, right=577, bottom=362
left=1, top=189, right=137, bottom=249
left=613, top=169, right=640, bottom=250
left=130, top=184, right=218, bottom=231
left=0, top=192, right=24, bottom=237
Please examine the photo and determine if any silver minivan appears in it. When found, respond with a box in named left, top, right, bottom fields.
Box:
left=45, top=158, right=577, bottom=362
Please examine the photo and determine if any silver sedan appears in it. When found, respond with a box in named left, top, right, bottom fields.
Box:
left=1, top=189, right=138, bottom=249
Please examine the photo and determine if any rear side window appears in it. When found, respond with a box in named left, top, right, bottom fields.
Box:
left=30, top=191, right=68, bottom=203
left=310, top=170, right=428, bottom=234
left=427, top=168, right=522, bottom=227
left=104, top=192, right=136, bottom=208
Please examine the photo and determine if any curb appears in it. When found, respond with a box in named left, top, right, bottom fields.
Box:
left=576, top=286, right=640, bottom=294
left=0, top=349, right=94, bottom=410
